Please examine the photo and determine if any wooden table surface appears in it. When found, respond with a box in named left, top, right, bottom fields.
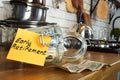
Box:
left=0, top=47, right=120, bottom=80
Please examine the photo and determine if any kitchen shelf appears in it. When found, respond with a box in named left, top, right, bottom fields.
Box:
left=87, top=46, right=120, bottom=54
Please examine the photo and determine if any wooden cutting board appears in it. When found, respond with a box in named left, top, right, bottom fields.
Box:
left=65, top=0, right=83, bottom=13
left=65, top=0, right=77, bottom=13
left=96, top=0, right=108, bottom=20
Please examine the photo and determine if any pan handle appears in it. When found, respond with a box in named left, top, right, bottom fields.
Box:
left=0, top=20, right=11, bottom=27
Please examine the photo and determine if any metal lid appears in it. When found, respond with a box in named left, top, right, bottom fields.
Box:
left=10, top=0, right=46, bottom=6
left=3, top=1, right=48, bottom=8
left=11, top=1, right=48, bottom=8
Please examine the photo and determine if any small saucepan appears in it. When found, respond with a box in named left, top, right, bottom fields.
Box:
left=2, top=1, right=48, bottom=21
left=10, top=0, right=46, bottom=6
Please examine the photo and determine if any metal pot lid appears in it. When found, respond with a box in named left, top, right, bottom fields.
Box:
left=10, top=1, right=48, bottom=9
left=10, top=0, right=46, bottom=6
left=3, top=1, right=48, bottom=9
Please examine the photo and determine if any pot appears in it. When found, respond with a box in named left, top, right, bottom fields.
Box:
left=78, top=23, right=94, bottom=40
left=75, top=11, right=93, bottom=40
left=2, top=1, right=48, bottom=21
left=11, top=0, right=46, bottom=6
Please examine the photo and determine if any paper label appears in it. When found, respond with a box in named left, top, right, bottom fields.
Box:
left=6, top=28, right=51, bottom=66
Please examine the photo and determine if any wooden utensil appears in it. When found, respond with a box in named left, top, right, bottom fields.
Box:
left=71, top=0, right=83, bottom=34
left=71, top=0, right=93, bottom=39
left=71, top=0, right=83, bottom=23
left=96, top=0, right=108, bottom=20
left=83, top=12, right=92, bottom=27
left=71, top=0, right=92, bottom=27
left=71, top=0, right=83, bottom=13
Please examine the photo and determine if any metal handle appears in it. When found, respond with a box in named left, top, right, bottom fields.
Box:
left=39, top=34, right=45, bottom=46
left=0, top=20, right=11, bottom=27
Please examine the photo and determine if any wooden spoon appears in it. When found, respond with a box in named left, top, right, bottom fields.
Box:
left=83, top=12, right=92, bottom=27
left=71, top=0, right=92, bottom=27
left=71, top=0, right=83, bottom=24
left=71, top=0, right=83, bottom=13
left=65, top=0, right=77, bottom=13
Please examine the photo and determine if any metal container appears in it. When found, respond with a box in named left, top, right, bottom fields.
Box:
left=76, top=23, right=94, bottom=40
left=2, top=1, right=48, bottom=21
left=11, top=0, right=46, bottom=6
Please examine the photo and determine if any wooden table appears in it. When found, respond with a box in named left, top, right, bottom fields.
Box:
left=0, top=46, right=120, bottom=80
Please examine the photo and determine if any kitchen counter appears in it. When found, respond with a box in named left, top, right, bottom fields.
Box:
left=0, top=46, right=120, bottom=80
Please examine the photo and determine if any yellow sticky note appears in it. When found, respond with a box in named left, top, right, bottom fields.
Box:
left=7, top=28, right=51, bottom=66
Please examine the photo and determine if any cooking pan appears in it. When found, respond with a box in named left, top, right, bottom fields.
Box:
left=2, top=1, right=48, bottom=21
left=11, top=0, right=46, bottom=6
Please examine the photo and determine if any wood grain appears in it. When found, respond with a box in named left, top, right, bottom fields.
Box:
left=96, top=0, right=108, bottom=20
left=0, top=46, right=120, bottom=80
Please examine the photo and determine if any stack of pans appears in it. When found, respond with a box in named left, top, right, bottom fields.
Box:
left=0, top=0, right=52, bottom=47
left=2, top=0, right=48, bottom=22
left=11, top=0, right=46, bottom=6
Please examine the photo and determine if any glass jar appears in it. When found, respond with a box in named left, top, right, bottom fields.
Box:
left=27, top=24, right=64, bottom=65
left=63, top=34, right=87, bottom=62
left=0, top=21, right=64, bottom=66
left=0, top=24, right=17, bottom=47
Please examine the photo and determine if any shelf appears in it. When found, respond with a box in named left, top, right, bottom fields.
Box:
left=87, top=46, right=120, bottom=54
